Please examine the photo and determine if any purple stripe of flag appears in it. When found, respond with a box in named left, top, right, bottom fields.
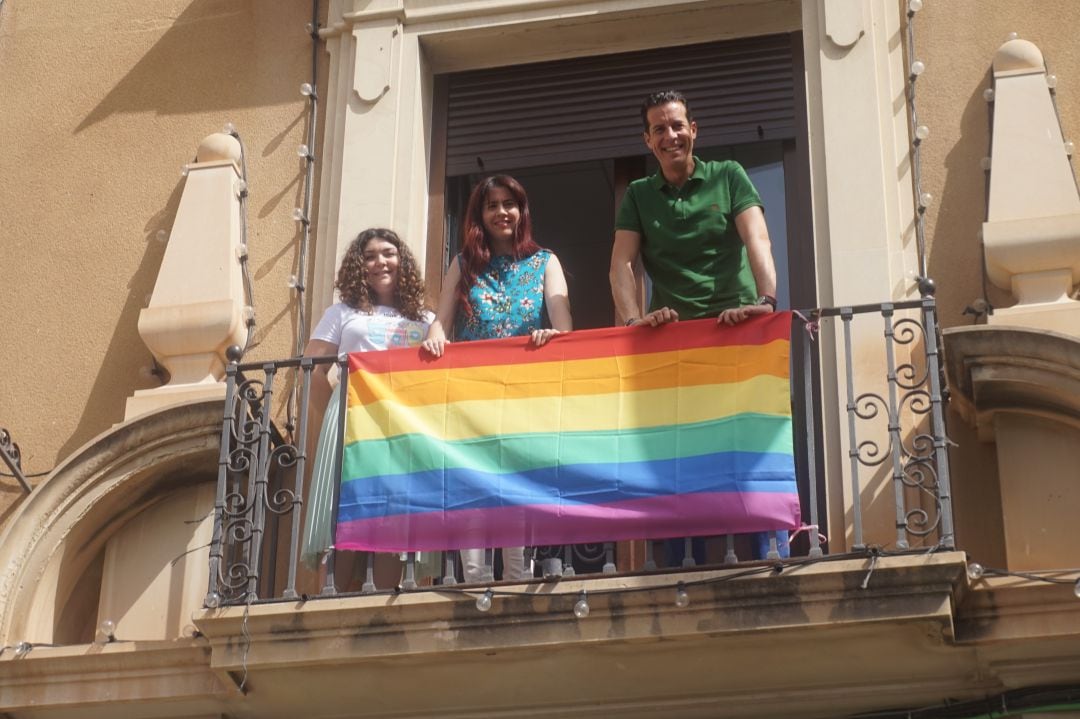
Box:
left=335, top=491, right=801, bottom=553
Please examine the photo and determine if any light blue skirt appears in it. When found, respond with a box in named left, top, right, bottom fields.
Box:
left=300, top=382, right=441, bottom=581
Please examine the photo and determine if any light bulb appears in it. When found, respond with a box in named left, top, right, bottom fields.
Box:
left=300, top=82, right=314, bottom=97
left=242, top=305, right=256, bottom=323
left=222, top=122, right=237, bottom=136
left=99, top=619, right=116, bottom=641
left=475, top=589, right=493, bottom=612
left=235, top=243, right=248, bottom=260
left=984, top=88, right=995, bottom=102
left=919, top=192, right=934, bottom=208
left=1006, top=32, right=1019, bottom=42
left=910, top=60, right=925, bottom=77
left=181, top=167, right=189, bottom=177
left=297, top=144, right=310, bottom=158
left=674, top=583, right=690, bottom=608
left=1047, top=74, right=1058, bottom=90
left=967, top=562, right=984, bottom=580
left=235, top=179, right=248, bottom=197
left=305, top=22, right=315, bottom=34
left=286, top=274, right=299, bottom=289
left=980, top=156, right=992, bottom=171
left=205, top=591, right=222, bottom=609
left=907, top=0, right=922, bottom=12
left=914, top=125, right=930, bottom=141
left=573, top=590, right=590, bottom=618
left=292, top=207, right=307, bottom=222
left=1066, top=140, right=1075, bottom=156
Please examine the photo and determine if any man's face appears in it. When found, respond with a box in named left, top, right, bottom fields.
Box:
left=643, top=101, right=697, bottom=174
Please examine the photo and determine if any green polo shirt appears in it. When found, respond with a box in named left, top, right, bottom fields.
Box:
left=615, top=158, right=763, bottom=319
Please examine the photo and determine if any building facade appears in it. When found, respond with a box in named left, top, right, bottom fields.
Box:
left=1, top=1, right=1079, bottom=717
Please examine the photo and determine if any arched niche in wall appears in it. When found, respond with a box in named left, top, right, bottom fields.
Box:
left=0, top=401, right=221, bottom=646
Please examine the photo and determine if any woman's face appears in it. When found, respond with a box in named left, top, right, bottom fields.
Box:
left=362, top=238, right=400, bottom=304
left=481, top=185, right=520, bottom=246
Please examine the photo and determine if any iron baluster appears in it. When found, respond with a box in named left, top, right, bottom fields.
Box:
left=841, top=308, right=865, bottom=550
left=281, top=359, right=314, bottom=600
left=206, top=362, right=240, bottom=607
left=322, top=354, right=350, bottom=596
left=922, top=298, right=955, bottom=548
left=881, top=305, right=911, bottom=549
left=801, top=319, right=823, bottom=558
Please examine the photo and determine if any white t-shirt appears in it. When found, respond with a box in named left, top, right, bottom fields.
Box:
left=311, top=303, right=433, bottom=353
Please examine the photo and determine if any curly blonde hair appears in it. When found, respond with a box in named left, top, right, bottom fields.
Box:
left=335, top=228, right=427, bottom=321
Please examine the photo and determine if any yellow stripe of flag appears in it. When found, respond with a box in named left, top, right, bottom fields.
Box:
left=344, top=373, right=791, bottom=444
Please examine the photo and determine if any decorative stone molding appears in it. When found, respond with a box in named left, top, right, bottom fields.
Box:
left=126, top=133, right=247, bottom=420
left=0, top=401, right=221, bottom=646
left=943, top=325, right=1080, bottom=570
left=823, top=0, right=865, bottom=49
left=983, top=39, right=1080, bottom=335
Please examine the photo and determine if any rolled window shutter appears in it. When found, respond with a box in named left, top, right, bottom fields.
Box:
left=445, top=34, right=796, bottom=176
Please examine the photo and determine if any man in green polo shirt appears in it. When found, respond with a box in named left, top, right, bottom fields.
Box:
left=610, top=89, right=785, bottom=565
left=610, top=90, right=778, bottom=327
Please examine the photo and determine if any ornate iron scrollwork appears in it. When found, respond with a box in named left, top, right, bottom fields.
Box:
left=0, top=427, right=31, bottom=494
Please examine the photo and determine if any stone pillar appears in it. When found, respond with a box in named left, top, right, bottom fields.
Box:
left=125, top=133, right=247, bottom=420
left=982, top=39, right=1080, bottom=336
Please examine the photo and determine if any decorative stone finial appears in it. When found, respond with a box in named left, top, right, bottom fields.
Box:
left=196, top=133, right=242, bottom=164
left=992, top=39, right=1044, bottom=74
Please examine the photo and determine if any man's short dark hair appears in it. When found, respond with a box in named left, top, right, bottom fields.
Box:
left=640, top=90, right=692, bottom=131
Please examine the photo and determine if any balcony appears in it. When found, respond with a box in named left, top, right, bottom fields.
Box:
left=183, top=298, right=977, bottom=715
left=6, top=298, right=1077, bottom=719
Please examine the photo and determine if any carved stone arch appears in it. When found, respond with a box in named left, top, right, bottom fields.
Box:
left=0, top=400, right=221, bottom=645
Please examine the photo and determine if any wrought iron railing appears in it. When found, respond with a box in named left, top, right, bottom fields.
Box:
left=205, top=298, right=953, bottom=607
left=0, top=427, right=31, bottom=494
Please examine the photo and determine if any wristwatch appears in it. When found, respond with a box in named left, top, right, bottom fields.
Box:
left=624, top=317, right=639, bottom=326
left=756, top=295, right=777, bottom=310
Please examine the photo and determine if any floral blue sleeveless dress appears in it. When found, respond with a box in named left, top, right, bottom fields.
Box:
left=455, top=250, right=551, bottom=340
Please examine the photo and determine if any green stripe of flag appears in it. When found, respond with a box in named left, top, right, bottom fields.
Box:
left=341, top=414, right=793, bottom=483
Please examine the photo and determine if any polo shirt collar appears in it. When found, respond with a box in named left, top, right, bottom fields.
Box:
left=648, top=156, right=707, bottom=192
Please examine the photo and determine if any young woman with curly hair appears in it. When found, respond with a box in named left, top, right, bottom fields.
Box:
left=302, top=228, right=434, bottom=577
left=421, top=175, right=573, bottom=583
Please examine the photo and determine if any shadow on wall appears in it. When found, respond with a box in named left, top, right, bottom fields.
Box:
left=75, top=0, right=301, bottom=133
left=929, top=70, right=1012, bottom=328
left=55, top=181, right=184, bottom=462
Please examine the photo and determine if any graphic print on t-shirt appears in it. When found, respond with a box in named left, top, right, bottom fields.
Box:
left=367, top=314, right=427, bottom=348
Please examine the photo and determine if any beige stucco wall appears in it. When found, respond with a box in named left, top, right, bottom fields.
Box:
left=912, top=0, right=1080, bottom=556
left=0, top=1, right=326, bottom=514
left=916, top=0, right=1080, bottom=323
left=2, top=0, right=1079, bottom=553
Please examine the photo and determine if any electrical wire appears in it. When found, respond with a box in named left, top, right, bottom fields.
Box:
left=903, top=1, right=930, bottom=282
left=284, top=0, right=321, bottom=439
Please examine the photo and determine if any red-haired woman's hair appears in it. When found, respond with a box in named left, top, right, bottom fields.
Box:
left=456, top=175, right=541, bottom=316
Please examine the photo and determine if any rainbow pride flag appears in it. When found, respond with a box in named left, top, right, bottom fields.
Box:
left=334, top=313, right=799, bottom=553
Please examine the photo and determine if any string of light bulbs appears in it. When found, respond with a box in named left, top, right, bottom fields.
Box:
left=904, top=0, right=932, bottom=285
left=284, top=0, right=322, bottom=437
left=218, top=122, right=257, bottom=352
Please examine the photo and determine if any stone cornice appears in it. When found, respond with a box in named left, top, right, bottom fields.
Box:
left=195, top=552, right=965, bottom=668
left=943, top=325, right=1080, bottom=436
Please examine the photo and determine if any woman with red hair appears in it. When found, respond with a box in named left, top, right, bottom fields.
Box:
left=423, top=174, right=572, bottom=353
left=422, top=175, right=573, bottom=582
